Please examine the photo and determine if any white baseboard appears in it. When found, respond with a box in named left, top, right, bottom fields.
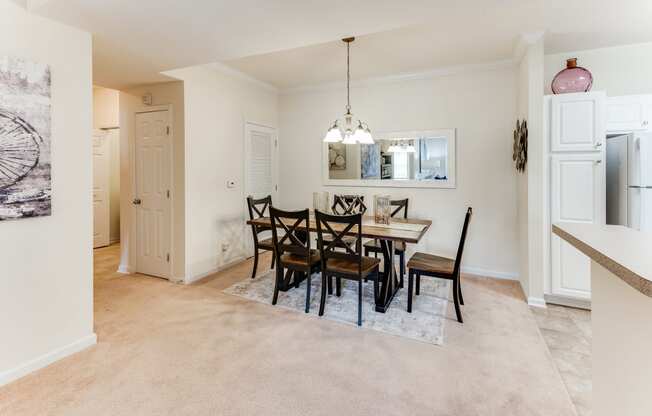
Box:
left=461, top=266, right=519, bottom=281
left=185, top=256, right=247, bottom=284
left=0, top=333, right=97, bottom=387
left=527, top=297, right=547, bottom=308
left=544, top=294, right=591, bottom=310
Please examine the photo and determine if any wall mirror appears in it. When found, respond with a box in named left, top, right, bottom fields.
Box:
left=323, top=129, right=456, bottom=188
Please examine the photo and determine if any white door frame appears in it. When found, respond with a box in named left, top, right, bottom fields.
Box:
left=131, top=104, right=175, bottom=279
left=243, top=121, right=278, bottom=257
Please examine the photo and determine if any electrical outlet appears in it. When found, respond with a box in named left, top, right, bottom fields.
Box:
left=226, top=180, right=236, bottom=189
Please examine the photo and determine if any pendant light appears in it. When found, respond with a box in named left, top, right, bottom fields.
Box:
left=323, top=37, right=374, bottom=145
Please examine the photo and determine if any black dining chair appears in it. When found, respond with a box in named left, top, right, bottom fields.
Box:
left=269, top=207, right=321, bottom=312
left=406, top=207, right=472, bottom=323
left=315, top=210, right=380, bottom=326
left=321, top=194, right=367, bottom=251
left=364, top=198, right=409, bottom=286
left=331, top=194, right=367, bottom=215
left=246, top=195, right=275, bottom=279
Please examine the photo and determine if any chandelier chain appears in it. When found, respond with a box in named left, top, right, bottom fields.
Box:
left=346, top=40, right=351, bottom=114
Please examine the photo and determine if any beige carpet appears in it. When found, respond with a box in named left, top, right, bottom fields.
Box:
left=0, top=245, right=577, bottom=416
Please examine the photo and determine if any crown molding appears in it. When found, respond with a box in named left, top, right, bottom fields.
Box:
left=281, top=58, right=517, bottom=95
left=205, top=62, right=278, bottom=94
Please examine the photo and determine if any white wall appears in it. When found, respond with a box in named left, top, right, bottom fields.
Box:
left=93, top=86, right=121, bottom=243
left=515, top=34, right=548, bottom=307
left=545, top=42, right=652, bottom=96
left=0, top=0, right=95, bottom=385
left=164, top=66, right=278, bottom=282
left=279, top=64, right=519, bottom=278
left=118, top=81, right=186, bottom=280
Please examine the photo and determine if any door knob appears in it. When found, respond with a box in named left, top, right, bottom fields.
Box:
left=133, top=198, right=142, bottom=205
left=595, top=142, right=602, bottom=147
left=596, top=160, right=602, bottom=164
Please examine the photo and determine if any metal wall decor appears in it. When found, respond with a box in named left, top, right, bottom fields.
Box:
left=513, top=119, right=528, bottom=173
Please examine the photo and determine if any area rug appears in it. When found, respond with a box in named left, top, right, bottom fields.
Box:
left=224, top=270, right=451, bottom=345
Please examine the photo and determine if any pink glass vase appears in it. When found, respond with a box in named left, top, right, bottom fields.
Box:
left=551, top=58, right=593, bottom=94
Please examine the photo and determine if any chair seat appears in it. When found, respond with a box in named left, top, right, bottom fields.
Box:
left=325, top=256, right=380, bottom=277
left=407, top=252, right=455, bottom=275
left=363, top=239, right=405, bottom=252
left=257, top=237, right=274, bottom=250
left=280, top=250, right=321, bottom=268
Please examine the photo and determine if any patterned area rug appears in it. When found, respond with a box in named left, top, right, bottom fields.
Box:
left=224, top=270, right=451, bottom=345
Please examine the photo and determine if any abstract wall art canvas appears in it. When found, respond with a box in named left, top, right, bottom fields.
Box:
left=360, top=143, right=380, bottom=179
left=0, top=56, right=51, bottom=221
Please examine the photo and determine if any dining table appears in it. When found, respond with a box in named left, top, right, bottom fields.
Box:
left=246, top=213, right=432, bottom=313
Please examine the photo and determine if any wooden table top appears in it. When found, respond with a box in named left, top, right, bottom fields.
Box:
left=247, top=215, right=431, bottom=244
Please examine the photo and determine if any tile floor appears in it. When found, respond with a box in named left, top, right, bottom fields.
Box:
left=531, top=304, right=592, bottom=416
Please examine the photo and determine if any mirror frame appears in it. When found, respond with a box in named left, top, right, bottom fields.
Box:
left=322, top=128, right=456, bottom=189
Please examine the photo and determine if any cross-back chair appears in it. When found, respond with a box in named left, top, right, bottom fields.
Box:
left=331, top=194, right=367, bottom=215
left=269, top=207, right=321, bottom=313
left=364, top=198, right=409, bottom=285
left=246, top=195, right=275, bottom=279
left=406, top=207, right=473, bottom=323
left=315, top=210, right=380, bottom=326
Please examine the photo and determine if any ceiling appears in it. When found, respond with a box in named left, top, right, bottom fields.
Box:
left=27, top=0, right=652, bottom=90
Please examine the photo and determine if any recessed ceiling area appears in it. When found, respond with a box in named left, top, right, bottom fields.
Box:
left=25, top=0, right=652, bottom=89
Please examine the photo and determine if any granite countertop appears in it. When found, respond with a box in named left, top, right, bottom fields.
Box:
left=552, top=223, right=652, bottom=298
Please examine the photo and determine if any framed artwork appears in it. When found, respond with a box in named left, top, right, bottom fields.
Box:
left=360, top=143, right=380, bottom=179
left=328, top=143, right=346, bottom=170
left=0, top=56, right=52, bottom=220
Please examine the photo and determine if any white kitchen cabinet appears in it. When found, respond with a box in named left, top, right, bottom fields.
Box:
left=550, top=91, right=606, bottom=152
left=550, top=153, right=605, bottom=299
left=606, top=95, right=650, bottom=132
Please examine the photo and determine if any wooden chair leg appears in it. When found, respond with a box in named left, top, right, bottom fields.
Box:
left=251, top=250, right=259, bottom=279
left=452, top=275, right=463, bottom=323
left=407, top=269, right=414, bottom=313
left=357, top=278, right=363, bottom=326
left=373, top=271, right=379, bottom=301
left=458, top=273, right=464, bottom=306
left=416, top=273, right=421, bottom=295
left=319, top=273, right=327, bottom=316
left=399, top=252, right=405, bottom=288
left=328, top=275, right=333, bottom=295
left=272, top=266, right=281, bottom=305
left=305, top=273, right=311, bottom=313
left=336, top=277, right=342, bottom=297
left=270, top=253, right=275, bottom=269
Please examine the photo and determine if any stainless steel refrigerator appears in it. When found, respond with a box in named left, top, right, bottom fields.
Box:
left=606, top=132, right=652, bottom=231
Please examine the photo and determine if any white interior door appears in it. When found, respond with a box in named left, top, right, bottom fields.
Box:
left=550, top=91, right=605, bottom=152
left=551, top=153, right=605, bottom=299
left=244, top=122, right=277, bottom=255
left=93, top=131, right=110, bottom=248
left=135, top=110, right=172, bottom=279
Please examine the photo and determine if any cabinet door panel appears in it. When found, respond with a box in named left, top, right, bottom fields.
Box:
left=551, top=92, right=605, bottom=152
left=607, top=96, right=646, bottom=132
left=551, top=153, right=604, bottom=299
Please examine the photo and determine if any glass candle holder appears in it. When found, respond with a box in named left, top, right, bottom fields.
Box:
left=374, top=195, right=391, bottom=224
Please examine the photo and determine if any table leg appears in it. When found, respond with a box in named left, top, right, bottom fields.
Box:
left=376, top=240, right=401, bottom=313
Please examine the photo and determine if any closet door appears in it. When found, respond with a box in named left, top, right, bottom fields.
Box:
left=607, top=95, right=647, bottom=132
left=551, top=92, right=605, bottom=152
left=93, top=131, right=111, bottom=248
left=550, top=153, right=605, bottom=299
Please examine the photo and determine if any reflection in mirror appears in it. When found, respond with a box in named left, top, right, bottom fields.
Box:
left=327, top=135, right=451, bottom=182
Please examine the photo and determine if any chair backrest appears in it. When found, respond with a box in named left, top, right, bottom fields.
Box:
left=247, top=195, right=272, bottom=242
left=453, top=207, right=473, bottom=276
left=332, top=194, right=367, bottom=215
left=269, top=207, right=311, bottom=264
left=315, top=210, right=363, bottom=275
left=390, top=198, right=409, bottom=219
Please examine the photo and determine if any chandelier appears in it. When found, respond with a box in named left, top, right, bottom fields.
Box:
left=323, top=37, right=374, bottom=144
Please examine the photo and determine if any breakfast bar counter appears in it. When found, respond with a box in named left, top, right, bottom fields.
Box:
left=553, top=223, right=652, bottom=416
